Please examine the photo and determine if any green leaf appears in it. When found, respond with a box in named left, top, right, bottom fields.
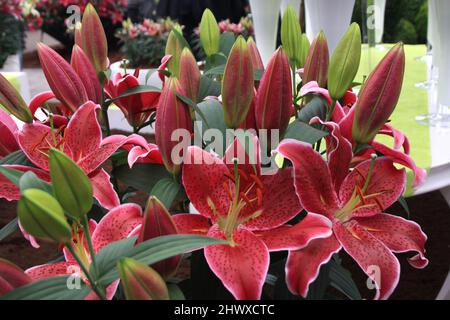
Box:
left=219, top=32, right=235, bottom=57
left=329, top=258, right=362, bottom=300
left=198, top=75, right=221, bottom=101
left=0, top=276, right=91, bottom=300
left=0, top=166, right=24, bottom=186
left=19, top=171, right=53, bottom=194
left=203, top=65, right=263, bottom=81
left=49, top=149, right=93, bottom=220
left=306, top=262, right=330, bottom=300
left=194, top=99, right=227, bottom=155
left=397, top=196, right=410, bottom=219
left=150, top=178, right=180, bottom=209
left=298, top=96, right=327, bottom=123
left=114, top=163, right=171, bottom=194
left=0, top=217, right=18, bottom=242
left=168, top=283, right=185, bottom=300
left=284, top=121, right=329, bottom=144
left=98, top=235, right=227, bottom=286
left=0, top=150, right=33, bottom=166
left=106, top=85, right=161, bottom=105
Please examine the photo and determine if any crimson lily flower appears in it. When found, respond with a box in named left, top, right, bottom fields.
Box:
left=174, top=136, right=332, bottom=299
left=277, top=137, right=428, bottom=300
left=0, top=107, right=19, bottom=158
left=122, top=134, right=163, bottom=168
left=25, top=204, right=143, bottom=300
left=301, top=81, right=426, bottom=187
left=0, top=101, right=142, bottom=209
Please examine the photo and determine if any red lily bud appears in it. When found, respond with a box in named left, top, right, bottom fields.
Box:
left=222, top=36, right=254, bottom=128
left=37, top=43, right=88, bottom=112
left=155, top=77, right=193, bottom=175
left=239, top=89, right=257, bottom=130
left=0, top=74, right=33, bottom=123
left=117, top=258, right=169, bottom=300
left=179, top=48, right=200, bottom=103
left=303, top=31, right=329, bottom=88
left=81, top=3, right=108, bottom=72
left=255, top=47, right=292, bottom=138
left=138, top=196, right=180, bottom=278
left=74, top=22, right=82, bottom=48
left=247, top=36, right=264, bottom=71
left=71, top=45, right=102, bottom=104
left=352, top=43, right=405, bottom=144
left=0, top=258, right=31, bottom=296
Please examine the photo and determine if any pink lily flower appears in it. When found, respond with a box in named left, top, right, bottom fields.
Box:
left=122, top=134, right=163, bottom=168
left=174, top=136, right=332, bottom=299
left=0, top=101, right=142, bottom=209
left=25, top=204, right=143, bottom=300
left=0, top=107, right=19, bottom=158
left=277, top=138, right=428, bottom=300
left=301, top=81, right=426, bottom=187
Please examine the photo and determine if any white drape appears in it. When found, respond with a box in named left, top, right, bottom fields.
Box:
left=434, top=0, right=450, bottom=105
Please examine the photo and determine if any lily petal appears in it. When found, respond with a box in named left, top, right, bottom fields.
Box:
left=0, top=165, right=50, bottom=201
left=277, top=139, right=339, bottom=217
left=204, top=225, right=269, bottom=300
left=334, top=220, right=400, bottom=300
left=255, top=213, right=332, bottom=251
left=25, top=261, right=76, bottom=280
left=172, top=214, right=210, bottom=235
left=286, top=235, right=341, bottom=297
left=89, top=169, right=120, bottom=210
left=92, top=203, right=143, bottom=252
left=355, top=213, right=428, bottom=269
left=0, top=108, right=19, bottom=158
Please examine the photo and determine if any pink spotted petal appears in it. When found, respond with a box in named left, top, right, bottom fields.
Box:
left=286, top=235, right=341, bottom=297
left=92, top=203, right=143, bottom=253
left=379, top=124, right=410, bottom=153
left=25, top=262, right=76, bottom=280
left=372, top=141, right=426, bottom=188
left=255, top=213, right=332, bottom=251
left=18, top=220, right=40, bottom=249
left=355, top=213, right=428, bottom=269
left=28, top=91, right=56, bottom=118
left=223, top=135, right=261, bottom=177
left=300, top=81, right=346, bottom=121
left=310, top=117, right=353, bottom=192
left=64, top=101, right=102, bottom=164
left=126, top=143, right=163, bottom=167
left=243, top=168, right=302, bottom=231
left=0, top=165, right=50, bottom=201
left=334, top=220, right=401, bottom=300
left=89, top=169, right=120, bottom=210
left=277, top=140, right=339, bottom=218
left=204, top=225, right=269, bottom=300
left=182, top=146, right=230, bottom=219
left=172, top=214, right=211, bottom=235
left=339, top=157, right=406, bottom=218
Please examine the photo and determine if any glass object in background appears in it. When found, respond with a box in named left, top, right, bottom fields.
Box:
left=416, top=0, right=450, bottom=128
left=373, top=0, right=386, bottom=50
left=249, top=0, right=282, bottom=67
left=304, top=0, right=355, bottom=54
left=280, top=0, right=301, bottom=17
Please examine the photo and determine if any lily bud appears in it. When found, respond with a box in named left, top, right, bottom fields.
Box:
left=179, top=48, right=200, bottom=103
left=74, top=21, right=82, bottom=48
left=255, top=48, right=292, bottom=137
left=247, top=37, right=264, bottom=71
left=303, top=31, right=329, bottom=88
left=37, top=43, right=88, bottom=112
left=0, top=74, right=33, bottom=123
left=17, top=189, right=72, bottom=243
left=71, top=45, right=102, bottom=104
left=281, top=6, right=302, bottom=66
left=353, top=43, right=405, bottom=144
left=296, top=34, right=311, bottom=69
left=221, top=36, right=254, bottom=128
left=49, top=148, right=93, bottom=220
left=155, top=77, right=193, bottom=175
left=81, top=3, right=108, bottom=72
left=328, top=23, right=361, bottom=101
left=165, top=29, right=184, bottom=77
left=117, top=258, right=169, bottom=300
left=199, top=9, right=220, bottom=57
left=138, top=196, right=180, bottom=278
left=0, top=258, right=31, bottom=296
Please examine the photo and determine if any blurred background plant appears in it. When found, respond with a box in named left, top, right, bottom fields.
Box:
left=0, top=0, right=25, bottom=69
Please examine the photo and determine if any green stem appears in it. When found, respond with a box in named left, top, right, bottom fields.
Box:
left=81, top=216, right=98, bottom=275
left=65, top=243, right=106, bottom=300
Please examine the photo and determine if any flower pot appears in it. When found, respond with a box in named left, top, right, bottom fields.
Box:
left=109, top=60, right=163, bottom=89
left=249, top=0, right=282, bottom=67
left=0, top=54, right=21, bottom=72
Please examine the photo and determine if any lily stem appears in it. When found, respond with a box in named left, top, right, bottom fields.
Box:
left=81, top=216, right=98, bottom=276
left=65, top=243, right=106, bottom=300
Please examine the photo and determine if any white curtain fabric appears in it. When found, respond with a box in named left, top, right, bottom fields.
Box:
left=435, top=0, right=450, bottom=105
left=304, top=0, right=355, bottom=53
left=429, top=0, right=440, bottom=68
left=374, top=0, right=386, bottom=44
left=280, top=0, right=302, bottom=16
left=249, top=0, right=282, bottom=66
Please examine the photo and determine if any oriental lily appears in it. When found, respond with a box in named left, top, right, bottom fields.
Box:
left=25, top=204, right=143, bottom=300
left=175, top=136, right=332, bottom=299
left=0, top=107, right=20, bottom=158
left=0, top=101, right=143, bottom=210
left=277, top=138, right=428, bottom=300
